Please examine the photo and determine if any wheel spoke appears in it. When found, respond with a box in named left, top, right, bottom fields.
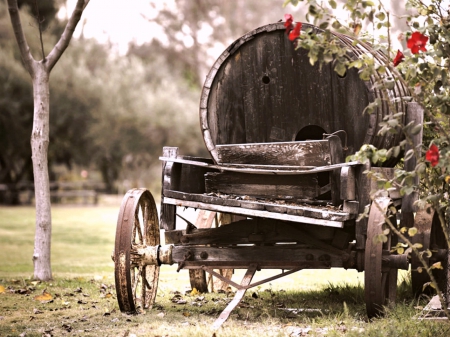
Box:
left=134, top=208, right=144, bottom=245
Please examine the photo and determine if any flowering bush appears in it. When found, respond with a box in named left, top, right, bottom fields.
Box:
left=283, top=0, right=450, bottom=316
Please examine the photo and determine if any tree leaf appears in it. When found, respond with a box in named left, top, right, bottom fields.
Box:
left=431, top=261, right=443, bottom=269
left=34, top=292, right=53, bottom=302
left=408, top=227, right=418, bottom=237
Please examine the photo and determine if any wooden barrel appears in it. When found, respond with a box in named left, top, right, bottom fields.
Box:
left=199, top=22, right=410, bottom=166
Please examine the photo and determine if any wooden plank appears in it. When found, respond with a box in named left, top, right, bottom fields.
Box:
left=328, top=135, right=344, bottom=205
left=172, top=246, right=339, bottom=268
left=340, top=166, right=356, bottom=200
left=205, top=171, right=319, bottom=199
left=165, top=218, right=349, bottom=256
left=160, top=147, right=179, bottom=231
left=163, top=197, right=345, bottom=228
left=178, top=156, right=216, bottom=194
left=402, top=102, right=424, bottom=214
left=164, top=189, right=242, bottom=207
left=354, top=162, right=371, bottom=255
left=159, top=156, right=360, bottom=175
left=216, top=141, right=332, bottom=166
left=164, top=190, right=354, bottom=222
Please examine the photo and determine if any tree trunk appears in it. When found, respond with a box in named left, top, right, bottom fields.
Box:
left=7, top=0, right=88, bottom=280
left=31, top=64, right=52, bottom=280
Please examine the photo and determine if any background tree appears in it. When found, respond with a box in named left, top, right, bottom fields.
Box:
left=7, top=0, right=89, bottom=280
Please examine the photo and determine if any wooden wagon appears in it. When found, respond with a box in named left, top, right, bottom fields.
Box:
left=113, top=22, right=448, bottom=326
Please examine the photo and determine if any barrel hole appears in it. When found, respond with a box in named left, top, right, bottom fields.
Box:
left=262, top=75, right=271, bottom=84
left=295, top=125, right=327, bottom=141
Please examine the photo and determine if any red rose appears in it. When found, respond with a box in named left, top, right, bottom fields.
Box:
left=407, top=32, right=428, bottom=54
left=393, top=50, right=404, bottom=66
left=284, top=14, right=294, bottom=34
left=425, top=144, right=440, bottom=167
left=289, top=22, right=302, bottom=41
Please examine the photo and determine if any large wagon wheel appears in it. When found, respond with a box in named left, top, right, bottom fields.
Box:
left=411, top=208, right=448, bottom=296
left=189, top=210, right=234, bottom=293
left=114, top=188, right=160, bottom=313
left=365, top=197, right=398, bottom=318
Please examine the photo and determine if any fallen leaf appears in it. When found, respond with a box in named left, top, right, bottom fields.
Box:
left=34, top=292, right=53, bottom=302
left=190, top=288, right=199, bottom=296
left=0, top=285, right=5, bottom=293
left=61, top=300, right=70, bottom=307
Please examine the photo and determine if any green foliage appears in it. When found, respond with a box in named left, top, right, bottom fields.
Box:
left=0, top=1, right=206, bottom=196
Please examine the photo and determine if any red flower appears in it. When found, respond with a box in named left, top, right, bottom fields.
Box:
left=393, top=50, right=404, bottom=66
left=284, top=14, right=294, bottom=34
left=289, top=22, right=302, bottom=41
left=426, top=144, right=440, bottom=167
left=407, top=32, right=428, bottom=54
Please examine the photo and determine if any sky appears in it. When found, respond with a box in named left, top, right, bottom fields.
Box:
left=60, top=0, right=168, bottom=54
left=60, top=0, right=449, bottom=55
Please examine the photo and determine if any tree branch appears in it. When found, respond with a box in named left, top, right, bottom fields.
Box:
left=46, top=0, right=89, bottom=72
left=7, top=0, right=36, bottom=76
left=34, top=0, right=46, bottom=61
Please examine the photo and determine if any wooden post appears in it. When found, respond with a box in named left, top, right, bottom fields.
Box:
left=401, top=102, right=424, bottom=228
left=160, top=147, right=179, bottom=231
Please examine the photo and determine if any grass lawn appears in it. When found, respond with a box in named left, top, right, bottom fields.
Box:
left=0, top=204, right=449, bottom=336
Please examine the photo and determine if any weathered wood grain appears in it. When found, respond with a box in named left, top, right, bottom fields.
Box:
left=205, top=171, right=319, bottom=199
left=216, top=141, right=331, bottom=166
left=160, top=147, right=178, bottom=231
left=200, top=23, right=409, bottom=164
left=171, top=246, right=340, bottom=269
left=163, top=195, right=347, bottom=227
left=158, top=155, right=360, bottom=175
left=163, top=190, right=354, bottom=223
left=340, top=166, right=356, bottom=200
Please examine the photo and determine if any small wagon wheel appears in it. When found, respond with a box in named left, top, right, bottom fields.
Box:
left=365, top=197, right=398, bottom=318
left=411, top=208, right=448, bottom=296
left=114, top=188, right=160, bottom=313
left=189, top=210, right=234, bottom=293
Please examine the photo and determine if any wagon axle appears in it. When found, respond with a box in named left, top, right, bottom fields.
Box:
left=126, top=243, right=413, bottom=273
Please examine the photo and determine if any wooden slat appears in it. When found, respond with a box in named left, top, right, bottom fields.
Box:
left=205, top=171, right=319, bottom=199
left=340, top=166, right=356, bottom=200
left=163, top=196, right=345, bottom=228
left=160, top=147, right=178, bottom=231
left=163, top=190, right=354, bottom=222
left=159, top=156, right=360, bottom=175
left=171, top=246, right=339, bottom=268
left=216, top=141, right=332, bottom=166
